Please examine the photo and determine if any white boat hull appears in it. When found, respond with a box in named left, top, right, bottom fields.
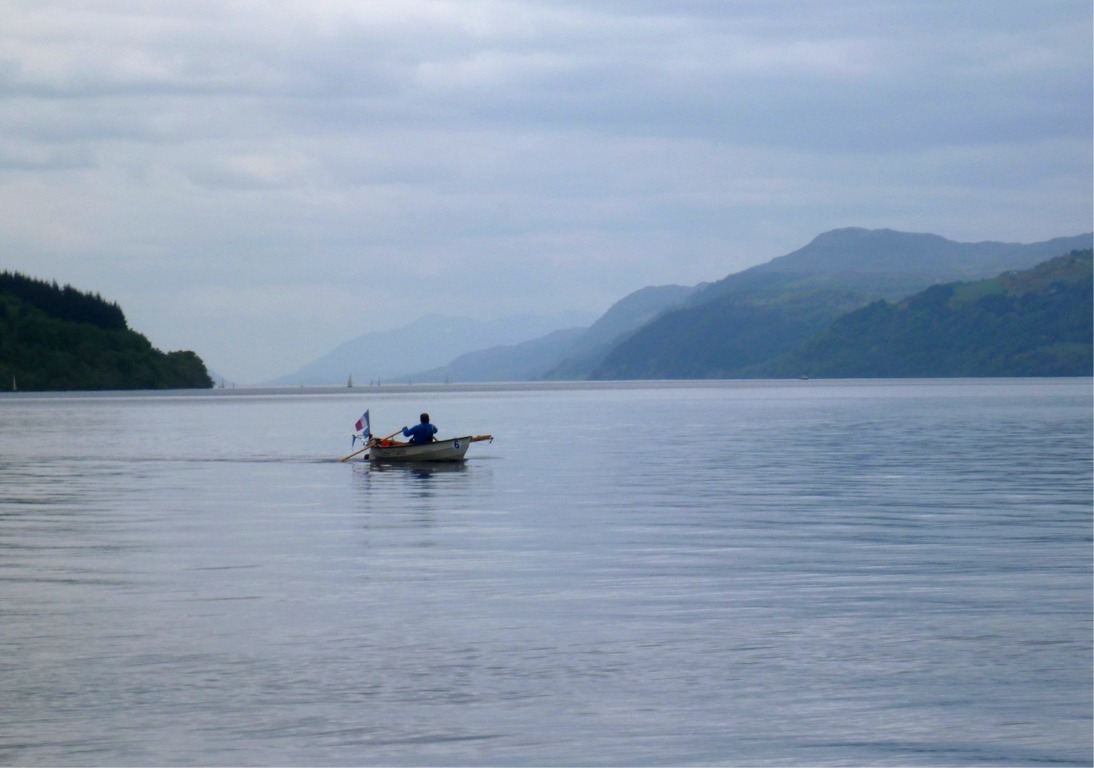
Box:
left=367, top=436, right=474, bottom=462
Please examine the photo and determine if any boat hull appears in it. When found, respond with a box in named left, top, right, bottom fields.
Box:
left=367, top=436, right=473, bottom=462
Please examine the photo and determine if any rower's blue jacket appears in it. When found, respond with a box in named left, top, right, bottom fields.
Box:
left=403, top=422, right=438, bottom=444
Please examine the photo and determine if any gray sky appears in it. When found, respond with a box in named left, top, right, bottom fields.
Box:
left=1, top=1, right=1090, bottom=383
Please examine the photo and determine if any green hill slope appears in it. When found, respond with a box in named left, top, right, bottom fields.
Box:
left=0, top=272, right=213, bottom=391
left=588, top=230, right=1092, bottom=380
left=764, top=250, right=1093, bottom=378
left=592, top=281, right=865, bottom=379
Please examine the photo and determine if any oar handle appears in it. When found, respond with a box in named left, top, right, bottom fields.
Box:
left=471, top=435, right=493, bottom=443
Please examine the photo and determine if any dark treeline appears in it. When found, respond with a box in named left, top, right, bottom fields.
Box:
left=0, top=270, right=212, bottom=391
left=0, top=271, right=127, bottom=331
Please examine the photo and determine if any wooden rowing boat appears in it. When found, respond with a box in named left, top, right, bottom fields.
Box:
left=366, top=435, right=492, bottom=462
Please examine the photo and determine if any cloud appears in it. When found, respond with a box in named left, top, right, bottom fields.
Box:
left=0, top=0, right=1089, bottom=382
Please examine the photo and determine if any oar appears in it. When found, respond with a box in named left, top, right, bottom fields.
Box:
left=471, top=434, right=494, bottom=443
left=339, top=428, right=404, bottom=462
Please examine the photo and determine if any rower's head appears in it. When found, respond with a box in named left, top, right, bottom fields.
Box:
left=420, top=413, right=430, bottom=423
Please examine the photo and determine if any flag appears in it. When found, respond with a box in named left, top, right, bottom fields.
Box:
left=355, top=410, right=370, bottom=437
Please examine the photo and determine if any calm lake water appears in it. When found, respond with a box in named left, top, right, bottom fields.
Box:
left=0, top=379, right=1090, bottom=766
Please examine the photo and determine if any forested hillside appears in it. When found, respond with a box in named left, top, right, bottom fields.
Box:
left=0, top=271, right=213, bottom=391
left=763, top=250, right=1093, bottom=378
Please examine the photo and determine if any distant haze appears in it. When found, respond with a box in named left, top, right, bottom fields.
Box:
left=267, top=311, right=595, bottom=386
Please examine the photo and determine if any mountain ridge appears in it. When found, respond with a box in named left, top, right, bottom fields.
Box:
left=751, top=228, right=1091, bottom=277
left=759, top=249, right=1093, bottom=377
left=590, top=230, right=1092, bottom=379
left=267, top=228, right=1093, bottom=384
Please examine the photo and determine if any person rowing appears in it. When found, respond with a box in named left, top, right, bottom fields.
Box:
left=402, top=413, right=438, bottom=445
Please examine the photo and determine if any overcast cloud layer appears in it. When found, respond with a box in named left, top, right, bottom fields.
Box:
left=1, top=0, right=1090, bottom=382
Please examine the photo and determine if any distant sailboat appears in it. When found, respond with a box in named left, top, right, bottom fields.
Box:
left=11, top=375, right=16, bottom=392
left=347, top=374, right=353, bottom=388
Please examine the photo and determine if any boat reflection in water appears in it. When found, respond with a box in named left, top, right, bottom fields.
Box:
left=368, top=460, right=469, bottom=478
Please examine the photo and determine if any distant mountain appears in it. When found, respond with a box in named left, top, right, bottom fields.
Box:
left=591, top=229, right=1093, bottom=380
left=278, top=229, right=1094, bottom=385
left=543, top=284, right=698, bottom=379
left=267, top=311, right=596, bottom=385
left=569, top=284, right=700, bottom=351
left=0, top=271, right=212, bottom=391
left=592, top=286, right=864, bottom=379
left=763, top=250, right=1092, bottom=377
left=404, top=327, right=587, bottom=383
left=397, top=284, right=697, bottom=383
